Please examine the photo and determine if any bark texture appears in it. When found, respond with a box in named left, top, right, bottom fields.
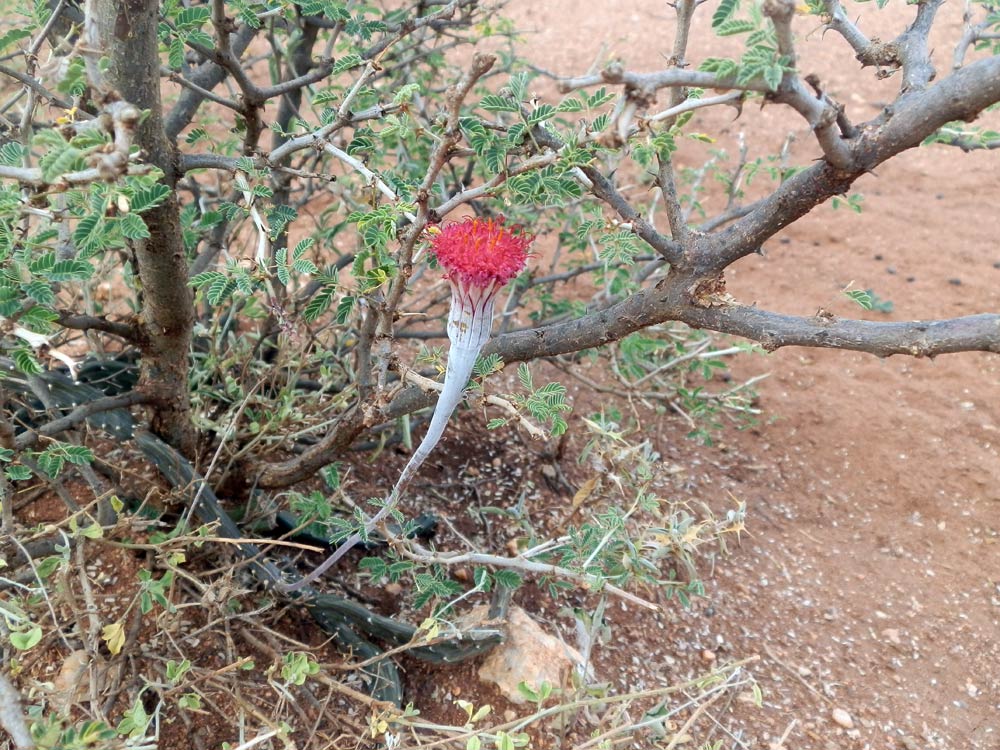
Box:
left=96, top=0, right=196, bottom=453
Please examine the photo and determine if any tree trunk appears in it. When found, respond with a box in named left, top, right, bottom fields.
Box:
left=96, top=0, right=196, bottom=453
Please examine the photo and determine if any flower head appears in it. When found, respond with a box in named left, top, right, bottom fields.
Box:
left=430, top=216, right=532, bottom=289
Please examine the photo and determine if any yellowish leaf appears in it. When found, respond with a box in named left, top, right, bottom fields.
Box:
left=102, top=621, right=125, bottom=655
left=572, top=477, right=599, bottom=509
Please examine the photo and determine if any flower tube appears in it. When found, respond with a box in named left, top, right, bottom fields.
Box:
left=283, top=217, right=531, bottom=591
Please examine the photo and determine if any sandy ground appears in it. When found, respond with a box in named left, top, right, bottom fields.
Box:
left=481, top=1, right=1000, bottom=747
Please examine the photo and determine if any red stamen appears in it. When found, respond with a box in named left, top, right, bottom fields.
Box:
left=430, top=216, right=532, bottom=288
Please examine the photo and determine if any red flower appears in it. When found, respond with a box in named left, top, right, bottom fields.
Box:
left=430, top=216, right=532, bottom=288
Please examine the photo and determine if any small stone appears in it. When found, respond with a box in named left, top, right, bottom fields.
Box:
left=993, top=261, right=1000, bottom=269
left=503, top=709, right=516, bottom=721
left=476, top=606, right=587, bottom=704
left=948, top=278, right=962, bottom=286
left=700, top=649, right=716, bottom=663
left=886, top=266, right=896, bottom=275
left=384, top=582, right=403, bottom=597
left=453, top=567, right=471, bottom=582
left=831, top=708, right=854, bottom=729
left=882, top=628, right=901, bottom=645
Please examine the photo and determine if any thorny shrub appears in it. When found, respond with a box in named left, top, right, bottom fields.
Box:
left=0, top=0, right=998, bottom=746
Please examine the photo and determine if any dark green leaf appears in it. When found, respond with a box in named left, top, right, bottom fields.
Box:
left=0, top=141, right=25, bottom=167
left=292, top=238, right=315, bottom=259
left=0, top=28, right=31, bottom=54
left=480, top=94, right=520, bottom=113
left=292, top=258, right=317, bottom=275
left=716, top=18, right=756, bottom=35
left=303, top=285, right=336, bottom=323
left=6, top=464, right=31, bottom=481
left=49, top=259, right=93, bottom=281
left=130, top=184, right=171, bottom=213
left=712, top=0, right=740, bottom=28
left=591, top=113, right=611, bottom=133
left=118, top=213, right=150, bottom=240
left=276, top=247, right=290, bottom=285
left=586, top=88, right=615, bottom=108
left=332, top=53, right=363, bottom=74
left=763, top=63, right=784, bottom=91
left=507, top=122, right=527, bottom=146
left=23, top=280, right=55, bottom=305
left=190, top=270, right=225, bottom=289
left=29, top=252, right=55, bottom=275
left=494, top=570, right=523, bottom=589
left=484, top=146, right=506, bottom=175
left=699, top=57, right=739, bottom=79
left=335, top=295, right=355, bottom=324
left=73, top=214, right=106, bottom=257
left=62, top=445, right=94, bottom=465
left=174, top=6, right=211, bottom=28
left=527, top=104, right=556, bottom=124
left=517, top=363, right=532, bottom=390
left=556, top=97, right=585, bottom=113
left=843, top=289, right=873, bottom=310
left=168, top=38, right=185, bottom=69
left=268, top=205, right=298, bottom=240
left=39, top=143, right=85, bottom=182
left=13, top=347, right=42, bottom=375
left=207, top=276, right=239, bottom=305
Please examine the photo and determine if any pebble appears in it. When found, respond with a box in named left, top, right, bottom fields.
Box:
left=384, top=582, right=403, bottom=596
left=948, top=278, right=962, bottom=285
left=882, top=628, right=901, bottom=645
left=700, top=649, right=716, bottom=663
left=831, top=708, right=854, bottom=729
